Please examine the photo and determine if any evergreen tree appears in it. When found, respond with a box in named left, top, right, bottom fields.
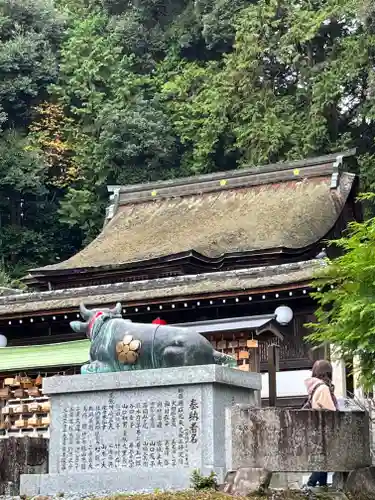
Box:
left=308, top=195, right=375, bottom=389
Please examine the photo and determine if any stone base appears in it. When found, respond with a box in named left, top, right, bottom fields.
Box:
left=220, top=467, right=272, bottom=495
left=21, top=467, right=221, bottom=496
left=269, top=472, right=307, bottom=490
left=21, top=365, right=261, bottom=496
left=343, top=466, right=375, bottom=499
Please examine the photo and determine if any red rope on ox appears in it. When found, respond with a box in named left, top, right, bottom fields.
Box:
left=88, top=311, right=104, bottom=336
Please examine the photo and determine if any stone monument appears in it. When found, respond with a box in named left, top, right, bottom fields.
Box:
left=20, top=304, right=261, bottom=496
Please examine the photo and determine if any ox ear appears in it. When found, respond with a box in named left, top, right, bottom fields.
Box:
left=70, top=321, right=88, bottom=333
left=112, top=302, right=122, bottom=316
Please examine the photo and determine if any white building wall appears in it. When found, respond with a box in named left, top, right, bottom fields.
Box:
left=261, top=369, right=311, bottom=399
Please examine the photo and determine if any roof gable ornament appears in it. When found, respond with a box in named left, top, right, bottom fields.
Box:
left=330, top=155, right=343, bottom=190
left=104, top=187, right=120, bottom=226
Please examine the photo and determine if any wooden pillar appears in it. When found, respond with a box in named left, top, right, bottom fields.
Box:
left=268, top=344, right=280, bottom=407
left=249, top=345, right=260, bottom=373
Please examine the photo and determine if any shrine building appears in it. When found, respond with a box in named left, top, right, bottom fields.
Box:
left=0, top=149, right=360, bottom=435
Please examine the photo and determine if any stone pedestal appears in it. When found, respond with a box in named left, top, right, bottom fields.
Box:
left=231, top=406, right=371, bottom=472
left=0, top=437, right=48, bottom=495
left=20, top=365, right=260, bottom=496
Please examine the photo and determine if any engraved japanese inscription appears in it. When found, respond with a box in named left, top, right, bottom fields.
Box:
left=58, top=387, right=201, bottom=472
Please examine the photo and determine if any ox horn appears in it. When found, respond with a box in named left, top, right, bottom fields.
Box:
left=80, top=303, right=92, bottom=320
left=112, top=302, right=122, bottom=316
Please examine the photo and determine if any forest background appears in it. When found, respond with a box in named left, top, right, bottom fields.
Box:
left=0, top=0, right=375, bottom=282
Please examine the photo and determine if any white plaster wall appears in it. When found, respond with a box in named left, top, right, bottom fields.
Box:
left=260, top=369, right=311, bottom=398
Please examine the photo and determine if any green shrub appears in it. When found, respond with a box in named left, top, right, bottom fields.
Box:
left=190, top=469, right=218, bottom=490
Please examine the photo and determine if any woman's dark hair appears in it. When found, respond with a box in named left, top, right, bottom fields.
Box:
left=312, top=359, right=333, bottom=383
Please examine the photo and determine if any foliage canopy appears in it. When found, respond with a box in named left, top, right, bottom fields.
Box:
left=308, top=196, right=375, bottom=389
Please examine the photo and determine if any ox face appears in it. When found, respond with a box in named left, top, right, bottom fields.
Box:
left=70, top=302, right=122, bottom=338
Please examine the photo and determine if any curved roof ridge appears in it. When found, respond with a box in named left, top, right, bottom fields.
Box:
left=108, top=149, right=356, bottom=196
left=105, top=150, right=355, bottom=211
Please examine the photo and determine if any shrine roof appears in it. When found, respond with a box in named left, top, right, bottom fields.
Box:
left=31, top=150, right=357, bottom=275
left=0, top=260, right=320, bottom=318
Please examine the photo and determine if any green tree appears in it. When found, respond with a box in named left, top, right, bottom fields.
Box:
left=308, top=197, right=375, bottom=390
left=28, top=102, right=78, bottom=188
left=0, top=0, right=65, bottom=128
left=159, top=59, right=231, bottom=174
left=173, top=0, right=374, bottom=167
left=53, top=8, right=179, bottom=233
left=0, top=265, right=27, bottom=290
left=0, top=267, right=12, bottom=287
left=0, top=0, right=71, bottom=275
left=0, top=130, right=50, bottom=271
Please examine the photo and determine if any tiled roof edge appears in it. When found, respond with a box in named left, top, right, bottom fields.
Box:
left=0, top=260, right=322, bottom=308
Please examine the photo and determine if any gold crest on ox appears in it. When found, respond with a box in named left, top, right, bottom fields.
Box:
left=70, top=303, right=236, bottom=374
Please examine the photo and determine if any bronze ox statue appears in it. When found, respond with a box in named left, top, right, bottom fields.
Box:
left=71, top=303, right=236, bottom=374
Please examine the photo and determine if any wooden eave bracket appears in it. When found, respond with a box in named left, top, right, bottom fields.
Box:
left=254, top=321, right=284, bottom=341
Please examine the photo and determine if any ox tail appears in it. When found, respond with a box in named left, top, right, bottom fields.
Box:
left=213, top=350, right=237, bottom=368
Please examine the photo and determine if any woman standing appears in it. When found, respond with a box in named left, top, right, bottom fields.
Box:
left=304, top=359, right=338, bottom=488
